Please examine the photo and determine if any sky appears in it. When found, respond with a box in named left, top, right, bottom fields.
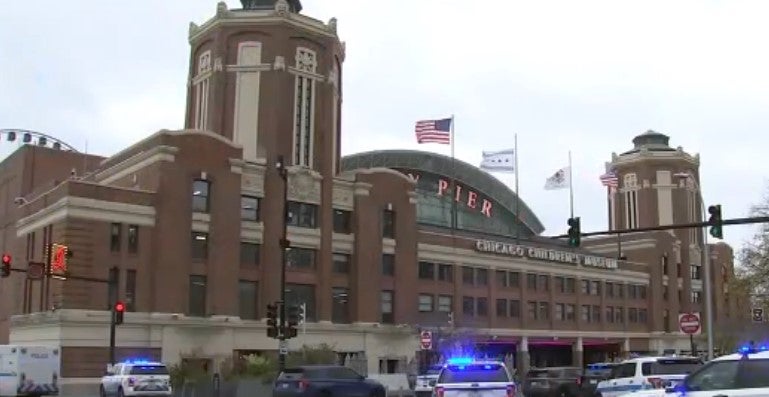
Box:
left=1, top=0, right=767, bottom=262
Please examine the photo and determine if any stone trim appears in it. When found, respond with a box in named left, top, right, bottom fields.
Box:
left=16, top=197, right=155, bottom=236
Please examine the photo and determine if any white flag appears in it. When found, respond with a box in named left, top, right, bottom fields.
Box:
left=544, top=167, right=571, bottom=190
left=479, top=149, right=515, bottom=173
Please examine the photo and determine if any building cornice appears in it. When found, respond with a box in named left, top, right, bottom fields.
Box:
left=15, top=197, right=156, bottom=236
left=95, top=145, right=179, bottom=184
left=610, top=148, right=700, bottom=167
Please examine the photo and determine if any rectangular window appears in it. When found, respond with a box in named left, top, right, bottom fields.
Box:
left=333, top=209, right=352, bottom=233
left=191, top=232, right=209, bottom=261
left=509, top=272, right=520, bottom=288
left=192, top=179, right=210, bottom=213
left=581, top=305, right=590, bottom=322
left=537, top=275, right=549, bottom=291
left=238, top=280, right=258, bottom=320
left=691, top=291, right=702, bottom=304
left=639, top=309, right=648, bottom=323
left=189, top=275, right=207, bottom=317
left=565, top=304, right=575, bottom=321
left=528, top=301, right=537, bottom=319
left=591, top=281, right=601, bottom=296
left=462, top=267, right=475, bottom=285
left=240, top=242, right=260, bottom=265
left=527, top=274, right=537, bottom=290
left=615, top=307, right=624, bottom=323
left=418, top=261, right=435, bottom=280
left=241, top=196, right=260, bottom=221
left=617, top=283, right=624, bottom=298
left=382, top=209, right=395, bottom=238
left=438, top=264, right=453, bottom=282
left=331, top=287, right=350, bottom=324
left=496, top=271, right=508, bottom=287
left=381, top=290, right=394, bottom=323
left=332, top=253, right=350, bottom=273
left=565, top=277, right=576, bottom=293
left=285, top=283, right=316, bottom=322
left=496, top=299, right=508, bottom=317
left=581, top=279, right=590, bottom=294
left=690, top=265, right=701, bottom=280
left=555, top=277, right=564, bottom=293
left=125, top=269, right=136, bottom=312
left=555, top=303, right=564, bottom=320
left=110, top=223, right=121, bottom=252
left=127, top=225, right=139, bottom=253
left=438, top=295, right=452, bottom=312
left=382, top=254, right=395, bottom=276
left=286, top=201, right=318, bottom=228
left=476, top=269, right=488, bottom=286
left=639, top=286, right=647, bottom=299
left=629, top=308, right=638, bottom=323
left=287, top=247, right=316, bottom=269
left=606, top=306, right=614, bottom=323
left=418, top=294, right=433, bottom=312
left=509, top=300, right=521, bottom=318
left=592, top=305, right=601, bottom=322
left=538, top=302, right=549, bottom=320
left=462, top=296, right=475, bottom=316
left=606, top=282, right=615, bottom=298
left=477, top=298, right=488, bottom=316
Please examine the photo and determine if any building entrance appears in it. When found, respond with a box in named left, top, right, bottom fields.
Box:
left=584, top=342, right=622, bottom=364
left=529, top=341, right=573, bottom=368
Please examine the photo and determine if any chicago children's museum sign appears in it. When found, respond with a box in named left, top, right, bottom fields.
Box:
left=475, top=240, right=619, bottom=269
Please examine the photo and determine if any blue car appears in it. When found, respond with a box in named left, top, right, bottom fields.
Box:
left=272, top=365, right=387, bottom=397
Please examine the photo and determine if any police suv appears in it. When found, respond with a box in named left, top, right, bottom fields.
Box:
left=594, top=355, right=702, bottom=397
left=100, top=359, right=172, bottom=397
left=415, top=365, right=442, bottom=397
left=617, top=343, right=769, bottom=397
left=432, top=358, right=516, bottom=397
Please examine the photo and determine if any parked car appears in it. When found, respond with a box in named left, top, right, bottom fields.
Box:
left=272, top=365, right=386, bottom=397
left=522, top=366, right=583, bottom=397
left=579, top=363, right=619, bottom=396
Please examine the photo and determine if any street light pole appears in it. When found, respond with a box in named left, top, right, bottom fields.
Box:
left=675, top=172, right=714, bottom=360
left=276, top=155, right=290, bottom=371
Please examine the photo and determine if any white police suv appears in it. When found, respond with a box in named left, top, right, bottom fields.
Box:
left=100, top=359, right=172, bottom=397
left=432, top=358, right=517, bottom=397
left=617, top=343, right=769, bottom=397
left=595, top=355, right=702, bottom=397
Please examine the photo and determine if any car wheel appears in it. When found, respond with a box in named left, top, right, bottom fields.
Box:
left=117, top=387, right=124, bottom=397
left=99, top=386, right=107, bottom=397
left=369, top=389, right=385, bottom=397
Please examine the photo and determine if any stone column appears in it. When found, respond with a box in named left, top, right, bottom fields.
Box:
left=516, top=336, right=530, bottom=375
left=573, top=336, right=584, bottom=367
left=622, top=337, right=631, bottom=359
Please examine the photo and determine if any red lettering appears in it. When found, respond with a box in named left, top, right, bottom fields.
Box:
left=455, top=185, right=462, bottom=202
left=481, top=199, right=492, bottom=217
left=467, top=191, right=478, bottom=208
left=407, top=173, right=420, bottom=182
left=438, top=179, right=449, bottom=196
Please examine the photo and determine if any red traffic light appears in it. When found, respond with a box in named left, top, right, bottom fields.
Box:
left=1, top=254, right=10, bottom=264
left=114, top=301, right=125, bottom=312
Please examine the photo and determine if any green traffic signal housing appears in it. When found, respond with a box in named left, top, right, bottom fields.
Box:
left=266, top=303, right=279, bottom=338
left=567, top=217, right=581, bottom=247
left=286, top=305, right=300, bottom=338
left=707, top=204, right=723, bottom=239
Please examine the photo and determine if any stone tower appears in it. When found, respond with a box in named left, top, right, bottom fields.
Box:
left=184, top=0, right=345, bottom=176
left=605, top=130, right=705, bottom=327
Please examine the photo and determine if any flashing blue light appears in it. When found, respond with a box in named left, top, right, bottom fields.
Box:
left=123, top=358, right=154, bottom=365
left=446, top=357, right=474, bottom=365
left=737, top=343, right=769, bottom=355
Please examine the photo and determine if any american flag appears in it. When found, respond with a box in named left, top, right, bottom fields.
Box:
left=599, top=170, right=619, bottom=188
left=415, top=118, right=452, bottom=144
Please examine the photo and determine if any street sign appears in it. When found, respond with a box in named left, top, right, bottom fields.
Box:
left=679, top=312, right=701, bottom=335
left=420, top=330, right=433, bottom=350
left=27, top=262, right=44, bottom=280
left=279, top=340, right=288, bottom=355
left=752, top=308, right=764, bottom=323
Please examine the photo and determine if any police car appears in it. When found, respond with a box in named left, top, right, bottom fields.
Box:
left=432, top=358, right=516, bottom=397
left=594, top=355, right=702, bottom=397
left=415, top=365, right=442, bottom=397
left=616, top=343, right=769, bottom=397
left=100, top=359, right=172, bottom=397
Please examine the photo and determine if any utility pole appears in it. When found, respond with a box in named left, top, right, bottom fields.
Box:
left=277, top=155, right=290, bottom=372
left=108, top=266, right=120, bottom=365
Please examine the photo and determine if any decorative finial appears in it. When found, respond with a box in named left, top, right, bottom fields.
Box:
left=217, top=1, right=228, bottom=15
left=274, top=56, right=286, bottom=71
left=189, top=22, right=199, bottom=36
left=275, top=0, right=290, bottom=16
left=328, top=17, right=338, bottom=33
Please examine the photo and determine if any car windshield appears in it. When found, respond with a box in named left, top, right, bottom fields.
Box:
left=648, top=358, right=702, bottom=375
left=129, top=365, right=169, bottom=375
left=438, top=364, right=509, bottom=383
left=585, top=364, right=616, bottom=377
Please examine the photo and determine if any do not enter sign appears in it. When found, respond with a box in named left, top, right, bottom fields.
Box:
left=420, top=330, right=433, bottom=350
left=679, top=312, right=701, bottom=335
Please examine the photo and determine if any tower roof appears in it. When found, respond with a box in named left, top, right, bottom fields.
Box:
left=622, top=129, right=677, bottom=155
left=240, top=0, right=302, bottom=13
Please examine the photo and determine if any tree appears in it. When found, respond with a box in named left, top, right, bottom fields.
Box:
left=738, top=188, right=769, bottom=308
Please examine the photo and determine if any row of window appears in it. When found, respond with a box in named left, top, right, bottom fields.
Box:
left=660, top=256, right=703, bottom=281
left=191, top=180, right=397, bottom=237
left=110, top=223, right=139, bottom=253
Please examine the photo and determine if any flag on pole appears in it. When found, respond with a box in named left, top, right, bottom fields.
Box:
left=599, top=169, right=619, bottom=188
left=544, top=167, right=571, bottom=190
left=479, top=149, right=515, bottom=173
left=415, top=118, right=452, bottom=144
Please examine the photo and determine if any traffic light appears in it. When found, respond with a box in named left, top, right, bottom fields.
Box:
left=114, top=301, right=125, bottom=325
left=1, top=254, right=10, bottom=278
left=286, top=305, right=300, bottom=339
left=266, top=303, right=279, bottom=338
left=567, top=217, right=581, bottom=247
left=707, top=205, right=723, bottom=239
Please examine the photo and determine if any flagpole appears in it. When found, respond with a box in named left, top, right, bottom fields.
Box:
left=568, top=150, right=574, bottom=218
left=514, top=134, right=520, bottom=243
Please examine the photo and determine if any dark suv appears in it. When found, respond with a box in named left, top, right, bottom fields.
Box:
left=272, top=365, right=386, bottom=397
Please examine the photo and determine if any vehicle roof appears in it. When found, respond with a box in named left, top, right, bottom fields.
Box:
left=444, top=361, right=507, bottom=366
left=620, top=355, right=699, bottom=364
left=713, top=351, right=769, bottom=361
left=122, top=361, right=164, bottom=366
